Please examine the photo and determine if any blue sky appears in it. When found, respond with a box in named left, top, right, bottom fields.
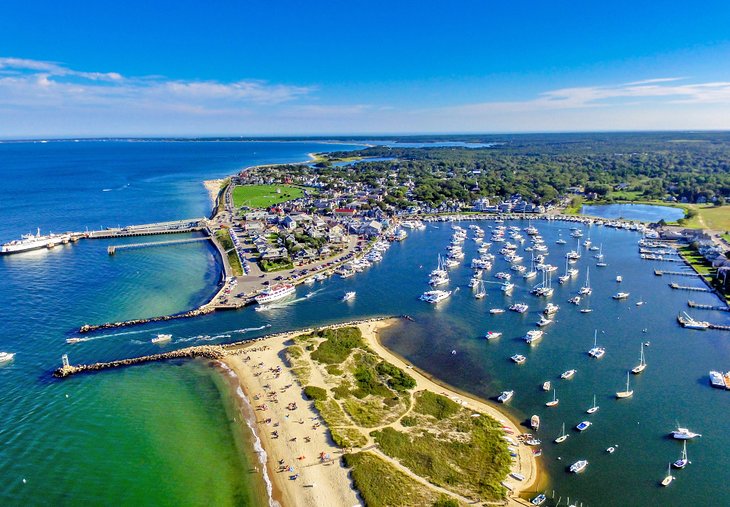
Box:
left=2, top=0, right=730, bottom=137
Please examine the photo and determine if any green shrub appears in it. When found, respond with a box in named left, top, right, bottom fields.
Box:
left=326, top=364, right=343, bottom=376
left=400, top=416, right=417, bottom=427
left=414, top=391, right=460, bottom=420
left=377, top=361, right=417, bottom=392
left=303, top=385, right=328, bottom=401
left=310, top=327, right=364, bottom=364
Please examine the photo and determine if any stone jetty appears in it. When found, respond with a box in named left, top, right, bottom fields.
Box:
left=79, top=306, right=216, bottom=333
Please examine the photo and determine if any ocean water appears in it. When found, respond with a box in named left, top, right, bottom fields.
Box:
left=2, top=141, right=729, bottom=506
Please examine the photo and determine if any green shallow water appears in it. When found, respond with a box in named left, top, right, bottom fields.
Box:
left=12, top=361, right=263, bottom=507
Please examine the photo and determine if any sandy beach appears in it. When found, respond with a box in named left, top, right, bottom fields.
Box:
left=221, top=318, right=539, bottom=507
left=203, top=179, right=225, bottom=208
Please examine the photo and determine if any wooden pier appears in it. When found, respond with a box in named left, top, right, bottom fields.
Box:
left=669, top=283, right=711, bottom=292
left=654, top=269, right=701, bottom=277
left=688, top=300, right=730, bottom=312
left=107, top=236, right=210, bottom=255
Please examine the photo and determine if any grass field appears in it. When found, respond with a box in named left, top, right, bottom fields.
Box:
left=232, top=184, right=304, bottom=209
left=679, top=204, right=730, bottom=230
left=214, top=229, right=243, bottom=276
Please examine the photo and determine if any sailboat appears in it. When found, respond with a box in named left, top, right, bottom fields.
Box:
left=554, top=422, right=569, bottom=443
left=673, top=441, right=690, bottom=469
left=579, top=267, right=592, bottom=295
left=586, top=394, right=599, bottom=414
left=661, top=463, right=675, bottom=486
left=558, top=257, right=571, bottom=284
left=631, top=343, right=647, bottom=374
left=545, top=389, right=559, bottom=407
left=596, top=244, right=607, bottom=267
left=580, top=295, right=593, bottom=313
left=475, top=280, right=487, bottom=299
left=587, top=329, right=605, bottom=359
left=616, top=371, right=634, bottom=399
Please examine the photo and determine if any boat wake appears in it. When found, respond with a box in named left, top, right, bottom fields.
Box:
left=232, top=324, right=272, bottom=334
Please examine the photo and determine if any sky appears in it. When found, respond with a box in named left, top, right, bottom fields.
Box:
left=2, top=0, right=730, bottom=137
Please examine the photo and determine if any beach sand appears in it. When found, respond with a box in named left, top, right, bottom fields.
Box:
left=203, top=179, right=225, bottom=208
left=222, top=318, right=539, bottom=507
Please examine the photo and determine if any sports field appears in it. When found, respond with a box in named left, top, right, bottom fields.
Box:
left=232, top=184, right=304, bottom=208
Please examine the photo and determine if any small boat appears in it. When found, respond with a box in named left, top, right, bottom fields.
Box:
left=536, top=316, right=553, bottom=327
left=545, top=389, right=559, bottom=407
left=575, top=421, right=592, bottom=432
left=490, top=308, right=506, bottom=314
left=587, top=330, right=605, bottom=359
left=526, top=438, right=541, bottom=446
left=709, top=370, right=726, bottom=388
left=578, top=267, right=592, bottom=295
left=569, top=459, right=589, bottom=473
left=616, top=275, right=623, bottom=282
left=606, top=446, right=617, bottom=454
left=569, top=296, right=581, bottom=305
left=485, top=331, right=503, bottom=340
left=498, top=390, right=514, bottom=403
left=342, top=291, right=356, bottom=301
left=616, top=371, right=634, bottom=399
left=671, top=426, right=701, bottom=440
left=151, top=333, right=172, bottom=344
left=525, top=330, right=544, bottom=345
left=474, top=280, right=487, bottom=299
left=531, top=493, right=547, bottom=505
left=561, top=369, right=577, bottom=380
left=586, top=394, right=599, bottom=414
left=531, top=415, right=540, bottom=431
left=673, top=440, right=690, bottom=469
left=631, top=343, right=647, bottom=374
left=509, top=303, right=529, bottom=313
left=511, top=354, right=527, bottom=365
left=554, top=423, right=569, bottom=444
left=66, top=338, right=84, bottom=344
left=580, top=307, right=593, bottom=314
left=612, top=292, right=630, bottom=300
left=510, top=472, right=525, bottom=481
left=661, top=463, right=675, bottom=487
left=0, top=352, right=15, bottom=363
left=542, top=380, right=551, bottom=391
left=543, top=303, right=559, bottom=315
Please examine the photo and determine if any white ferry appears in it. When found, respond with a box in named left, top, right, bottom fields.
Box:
left=1, top=228, right=71, bottom=255
left=255, top=284, right=296, bottom=304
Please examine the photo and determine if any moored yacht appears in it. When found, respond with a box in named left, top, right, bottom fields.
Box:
left=511, top=354, right=527, bottom=364
left=525, top=330, right=544, bottom=344
left=671, top=426, right=701, bottom=440
left=612, top=292, right=630, bottom=300
left=587, top=330, right=605, bottom=359
left=673, top=441, right=690, bottom=469
left=615, top=371, right=634, bottom=398
left=631, top=343, right=647, bottom=374
left=498, top=390, right=514, bottom=403
left=485, top=331, right=502, bottom=340
left=509, top=303, right=529, bottom=313
left=419, top=290, right=452, bottom=304
left=569, top=459, right=588, bottom=473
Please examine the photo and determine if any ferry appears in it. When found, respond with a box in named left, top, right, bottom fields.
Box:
left=1, top=228, right=71, bottom=255
left=709, top=370, right=726, bottom=388
left=255, top=283, right=296, bottom=304
left=419, top=290, right=452, bottom=304
left=497, top=390, right=514, bottom=403
left=485, top=331, right=502, bottom=340
left=151, top=333, right=172, bottom=344
left=0, top=352, right=15, bottom=363
left=342, top=291, right=356, bottom=302
left=569, top=460, right=589, bottom=473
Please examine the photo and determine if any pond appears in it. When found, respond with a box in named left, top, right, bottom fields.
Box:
left=581, top=203, right=685, bottom=223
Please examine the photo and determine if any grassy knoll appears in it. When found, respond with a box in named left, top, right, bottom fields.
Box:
left=371, top=391, right=510, bottom=502
left=343, top=452, right=446, bottom=507
left=232, top=184, right=304, bottom=209
left=309, top=327, right=365, bottom=364
left=214, top=229, right=243, bottom=276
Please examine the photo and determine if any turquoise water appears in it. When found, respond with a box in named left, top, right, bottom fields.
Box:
left=581, top=203, right=685, bottom=223
left=2, top=141, right=728, bottom=506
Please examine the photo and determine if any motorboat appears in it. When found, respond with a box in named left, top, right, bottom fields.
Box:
left=709, top=370, right=726, bottom=388
left=536, top=316, right=553, bottom=327
left=531, top=493, right=547, bottom=505
left=542, top=381, right=551, bottom=391
left=342, top=291, right=356, bottom=301
left=485, top=331, right=502, bottom=340
left=569, top=460, right=588, bottom=473
left=0, top=352, right=15, bottom=363
left=151, top=334, right=172, bottom=344
left=531, top=415, right=540, bottom=431
left=498, top=390, right=514, bottom=403
left=671, top=427, right=702, bottom=440
left=511, top=354, right=527, bottom=365
left=569, top=296, right=581, bottom=305
left=575, top=421, right=592, bottom=432
left=490, top=308, right=506, bottom=314
left=255, top=283, right=296, bottom=304
left=419, top=290, right=452, bottom=304
left=525, top=330, right=544, bottom=344
left=543, top=303, right=559, bottom=315
left=612, top=292, right=630, bottom=300
left=561, top=369, right=577, bottom=380
left=509, top=303, right=529, bottom=313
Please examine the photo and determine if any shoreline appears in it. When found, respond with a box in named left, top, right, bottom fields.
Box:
left=216, top=318, right=540, bottom=506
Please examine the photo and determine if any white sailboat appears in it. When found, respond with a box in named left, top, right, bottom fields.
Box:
left=631, top=342, right=647, bottom=374
left=587, top=329, right=605, bottom=359
left=661, top=463, right=675, bottom=487
left=579, top=267, right=592, bottom=295
left=475, top=279, right=487, bottom=299
left=545, top=388, right=559, bottom=407
left=673, top=441, right=690, bottom=469
left=586, top=394, right=599, bottom=414
left=615, top=371, right=634, bottom=399
left=554, top=422, right=569, bottom=443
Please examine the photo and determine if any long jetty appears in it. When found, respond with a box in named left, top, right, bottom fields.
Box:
left=669, top=283, right=711, bottom=292
left=79, top=306, right=216, bottom=333
left=655, top=269, right=701, bottom=277
left=688, top=300, right=730, bottom=312
left=56, top=316, right=406, bottom=378
left=87, top=218, right=206, bottom=239
left=107, top=236, right=210, bottom=255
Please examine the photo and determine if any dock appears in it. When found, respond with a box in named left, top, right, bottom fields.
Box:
left=669, top=283, right=711, bottom=292
left=654, top=270, right=701, bottom=277
left=688, top=300, right=730, bottom=312
left=87, top=218, right=207, bottom=239
left=107, top=236, right=210, bottom=255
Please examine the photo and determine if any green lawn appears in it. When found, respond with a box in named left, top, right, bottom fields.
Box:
left=679, top=205, right=730, bottom=230
left=232, top=184, right=304, bottom=209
